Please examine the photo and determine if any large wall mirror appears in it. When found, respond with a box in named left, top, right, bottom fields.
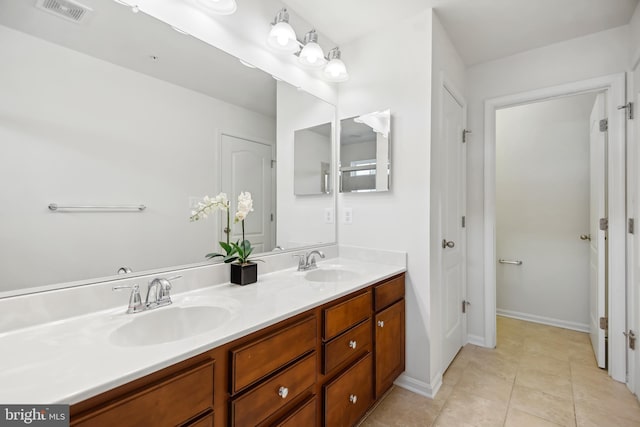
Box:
left=0, top=0, right=336, bottom=296
left=339, top=110, right=391, bottom=193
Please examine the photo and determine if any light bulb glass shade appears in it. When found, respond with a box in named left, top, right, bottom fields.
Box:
left=267, top=22, right=299, bottom=54
left=298, top=42, right=326, bottom=68
left=324, top=58, right=349, bottom=82
left=196, top=0, right=237, bottom=15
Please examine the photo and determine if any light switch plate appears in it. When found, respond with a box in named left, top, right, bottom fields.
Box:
left=324, top=208, right=334, bottom=224
left=343, top=208, right=353, bottom=224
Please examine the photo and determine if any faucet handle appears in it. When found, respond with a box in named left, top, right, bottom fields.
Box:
left=112, top=284, right=145, bottom=314
left=292, top=254, right=306, bottom=271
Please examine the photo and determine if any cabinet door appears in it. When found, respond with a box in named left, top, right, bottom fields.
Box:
left=375, top=300, right=405, bottom=398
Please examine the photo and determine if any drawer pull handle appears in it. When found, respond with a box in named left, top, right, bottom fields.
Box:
left=349, top=340, right=357, bottom=349
left=278, top=386, right=289, bottom=399
left=377, top=320, right=384, bottom=328
left=349, top=394, right=358, bottom=404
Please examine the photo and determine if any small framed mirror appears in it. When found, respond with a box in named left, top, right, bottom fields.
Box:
left=294, top=122, right=333, bottom=196
left=339, top=109, right=391, bottom=192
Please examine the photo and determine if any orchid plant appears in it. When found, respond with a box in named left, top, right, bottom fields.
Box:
left=190, top=191, right=258, bottom=264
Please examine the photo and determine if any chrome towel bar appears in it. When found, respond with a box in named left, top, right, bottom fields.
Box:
left=48, top=203, right=146, bottom=211
left=498, top=259, right=522, bottom=265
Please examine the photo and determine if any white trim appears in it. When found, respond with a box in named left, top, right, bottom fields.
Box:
left=483, top=73, right=627, bottom=382
left=466, top=334, right=487, bottom=347
left=394, top=373, right=441, bottom=399
left=497, top=309, right=590, bottom=333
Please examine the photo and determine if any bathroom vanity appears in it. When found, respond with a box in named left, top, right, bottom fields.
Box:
left=69, top=273, right=405, bottom=427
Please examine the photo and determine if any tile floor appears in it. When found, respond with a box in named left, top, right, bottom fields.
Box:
left=360, top=316, right=640, bottom=426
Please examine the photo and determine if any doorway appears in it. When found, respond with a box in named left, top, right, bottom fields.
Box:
left=494, top=92, right=607, bottom=367
left=483, top=73, right=628, bottom=383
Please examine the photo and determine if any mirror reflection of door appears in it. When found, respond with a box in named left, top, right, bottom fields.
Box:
left=293, top=123, right=332, bottom=196
left=221, top=134, right=275, bottom=253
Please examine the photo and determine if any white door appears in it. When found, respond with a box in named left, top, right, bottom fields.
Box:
left=589, top=93, right=607, bottom=368
left=221, top=134, right=274, bottom=254
left=442, top=86, right=466, bottom=370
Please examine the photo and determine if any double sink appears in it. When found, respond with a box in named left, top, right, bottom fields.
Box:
left=110, top=264, right=359, bottom=347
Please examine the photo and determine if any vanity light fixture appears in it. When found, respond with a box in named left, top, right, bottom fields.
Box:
left=267, top=8, right=300, bottom=54
left=323, top=47, right=349, bottom=82
left=196, top=0, right=237, bottom=15
left=298, top=30, right=326, bottom=68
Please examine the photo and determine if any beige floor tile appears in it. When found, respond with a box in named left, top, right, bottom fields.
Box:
left=505, top=408, right=563, bottom=427
left=362, top=387, right=441, bottom=427
left=361, top=317, right=640, bottom=427
left=515, top=366, right=573, bottom=400
left=574, top=401, right=640, bottom=427
left=510, top=385, right=576, bottom=426
left=433, top=389, right=508, bottom=427
left=454, top=365, right=514, bottom=403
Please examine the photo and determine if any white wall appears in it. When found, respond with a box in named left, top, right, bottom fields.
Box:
left=496, top=94, right=595, bottom=330
left=428, top=12, right=467, bottom=386
left=338, top=10, right=434, bottom=395
left=0, top=25, right=275, bottom=292
left=293, top=128, right=331, bottom=195
left=466, top=26, right=630, bottom=343
left=277, top=81, right=335, bottom=249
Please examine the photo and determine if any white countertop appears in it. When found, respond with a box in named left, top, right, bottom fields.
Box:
left=0, top=258, right=404, bottom=404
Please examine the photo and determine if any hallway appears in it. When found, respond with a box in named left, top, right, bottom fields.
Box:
left=361, top=316, right=640, bottom=426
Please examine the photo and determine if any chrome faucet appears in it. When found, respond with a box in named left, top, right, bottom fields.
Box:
left=113, top=275, right=181, bottom=313
left=294, top=250, right=325, bottom=271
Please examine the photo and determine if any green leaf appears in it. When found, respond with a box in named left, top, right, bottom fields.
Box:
left=223, top=255, right=239, bottom=263
left=205, top=252, right=224, bottom=259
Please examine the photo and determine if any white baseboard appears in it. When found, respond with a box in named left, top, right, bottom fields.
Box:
left=497, top=309, right=589, bottom=333
left=466, top=334, right=487, bottom=347
left=394, top=373, right=441, bottom=399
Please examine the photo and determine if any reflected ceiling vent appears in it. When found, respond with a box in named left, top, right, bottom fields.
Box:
left=35, top=0, right=93, bottom=24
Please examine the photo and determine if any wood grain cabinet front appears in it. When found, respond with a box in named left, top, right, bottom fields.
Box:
left=323, top=353, right=373, bottom=427
left=71, top=359, right=214, bottom=427
left=323, top=319, right=371, bottom=374
left=272, top=396, right=317, bottom=427
left=375, top=300, right=405, bottom=398
left=230, top=316, right=316, bottom=394
left=323, top=291, right=372, bottom=341
left=230, top=353, right=316, bottom=427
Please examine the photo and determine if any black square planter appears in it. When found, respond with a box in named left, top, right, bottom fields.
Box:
left=230, top=262, right=257, bottom=285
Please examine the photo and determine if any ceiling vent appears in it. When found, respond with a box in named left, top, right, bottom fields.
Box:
left=35, top=0, right=93, bottom=24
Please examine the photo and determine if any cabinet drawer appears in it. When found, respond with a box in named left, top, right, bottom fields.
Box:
left=182, top=411, right=214, bottom=427
left=72, top=360, right=214, bottom=427
left=324, top=353, right=373, bottom=427
left=374, top=275, right=405, bottom=312
left=272, top=396, right=317, bottom=427
left=323, top=291, right=372, bottom=341
left=231, top=316, right=316, bottom=394
left=231, top=353, right=316, bottom=427
left=323, top=320, right=371, bottom=374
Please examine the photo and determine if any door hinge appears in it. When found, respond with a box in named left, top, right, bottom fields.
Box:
left=599, top=118, right=608, bottom=132
left=618, top=102, right=634, bottom=120
left=271, top=159, right=276, bottom=168
left=462, top=300, right=470, bottom=313
left=599, top=317, right=608, bottom=330
left=599, top=218, right=609, bottom=231
left=462, top=129, right=471, bottom=143
left=624, top=330, right=636, bottom=350
left=629, top=218, right=635, bottom=234
left=462, top=216, right=466, bottom=228
left=270, top=213, right=274, bottom=221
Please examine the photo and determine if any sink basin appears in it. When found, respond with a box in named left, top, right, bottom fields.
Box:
left=304, top=268, right=360, bottom=283
left=110, top=305, right=231, bottom=346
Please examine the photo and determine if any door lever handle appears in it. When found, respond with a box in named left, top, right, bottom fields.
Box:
left=579, top=234, right=591, bottom=241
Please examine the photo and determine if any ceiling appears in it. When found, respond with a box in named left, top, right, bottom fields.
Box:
left=284, top=0, right=639, bottom=65
left=0, top=0, right=276, bottom=117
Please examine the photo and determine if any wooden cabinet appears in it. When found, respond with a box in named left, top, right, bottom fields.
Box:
left=374, top=276, right=405, bottom=398
left=71, top=359, right=214, bottom=427
left=70, top=274, right=405, bottom=427
left=323, top=354, right=373, bottom=427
